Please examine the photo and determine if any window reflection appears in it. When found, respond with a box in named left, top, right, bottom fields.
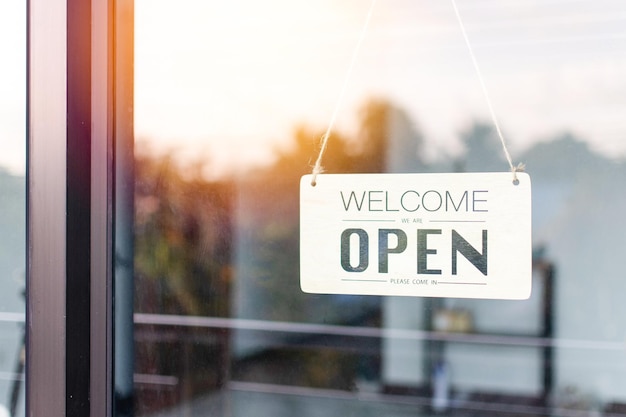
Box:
left=133, top=1, right=626, bottom=416
left=0, top=1, right=26, bottom=416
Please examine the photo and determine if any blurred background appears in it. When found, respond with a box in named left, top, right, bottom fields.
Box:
left=3, top=0, right=626, bottom=416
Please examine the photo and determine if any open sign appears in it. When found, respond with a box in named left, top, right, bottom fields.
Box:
left=300, top=173, right=531, bottom=300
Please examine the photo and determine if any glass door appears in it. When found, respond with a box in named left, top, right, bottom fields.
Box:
left=129, top=1, right=626, bottom=416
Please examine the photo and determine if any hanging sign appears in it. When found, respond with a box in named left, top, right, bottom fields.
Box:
left=300, top=173, right=531, bottom=300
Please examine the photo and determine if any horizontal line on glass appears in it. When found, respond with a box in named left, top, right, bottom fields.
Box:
left=228, top=380, right=551, bottom=416
left=134, top=373, right=178, bottom=387
left=134, top=313, right=626, bottom=351
left=0, top=312, right=25, bottom=323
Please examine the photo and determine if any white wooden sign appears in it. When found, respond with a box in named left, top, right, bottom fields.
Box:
left=300, top=173, right=532, bottom=300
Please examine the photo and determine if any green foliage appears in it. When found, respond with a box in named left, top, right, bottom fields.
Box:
left=133, top=98, right=417, bottom=324
left=134, top=152, right=232, bottom=317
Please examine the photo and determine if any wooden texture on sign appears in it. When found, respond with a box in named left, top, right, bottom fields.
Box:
left=300, top=173, right=532, bottom=300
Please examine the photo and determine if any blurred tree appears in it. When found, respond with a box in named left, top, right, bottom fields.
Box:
left=457, top=121, right=507, bottom=172
left=355, top=98, right=424, bottom=173
left=134, top=151, right=233, bottom=318
left=232, top=126, right=353, bottom=324
left=520, top=132, right=612, bottom=182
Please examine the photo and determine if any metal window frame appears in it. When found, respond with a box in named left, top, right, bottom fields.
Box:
left=27, top=0, right=133, bottom=416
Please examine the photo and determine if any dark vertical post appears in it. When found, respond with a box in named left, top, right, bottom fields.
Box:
left=541, top=263, right=555, bottom=403
left=66, top=0, right=92, bottom=415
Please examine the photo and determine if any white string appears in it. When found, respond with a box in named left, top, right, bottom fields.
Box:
left=310, top=0, right=378, bottom=186
left=450, top=0, right=524, bottom=183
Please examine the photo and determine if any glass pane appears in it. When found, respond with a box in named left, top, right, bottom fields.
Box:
left=131, top=1, right=626, bottom=416
left=0, top=1, right=26, bottom=416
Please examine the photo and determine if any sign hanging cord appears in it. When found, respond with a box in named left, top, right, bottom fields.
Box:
left=311, top=0, right=378, bottom=186
left=451, top=0, right=524, bottom=183
left=310, top=0, right=523, bottom=185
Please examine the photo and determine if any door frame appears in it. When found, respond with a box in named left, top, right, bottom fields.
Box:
left=27, top=1, right=133, bottom=416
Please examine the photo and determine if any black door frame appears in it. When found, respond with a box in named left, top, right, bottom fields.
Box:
left=27, top=1, right=134, bottom=416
